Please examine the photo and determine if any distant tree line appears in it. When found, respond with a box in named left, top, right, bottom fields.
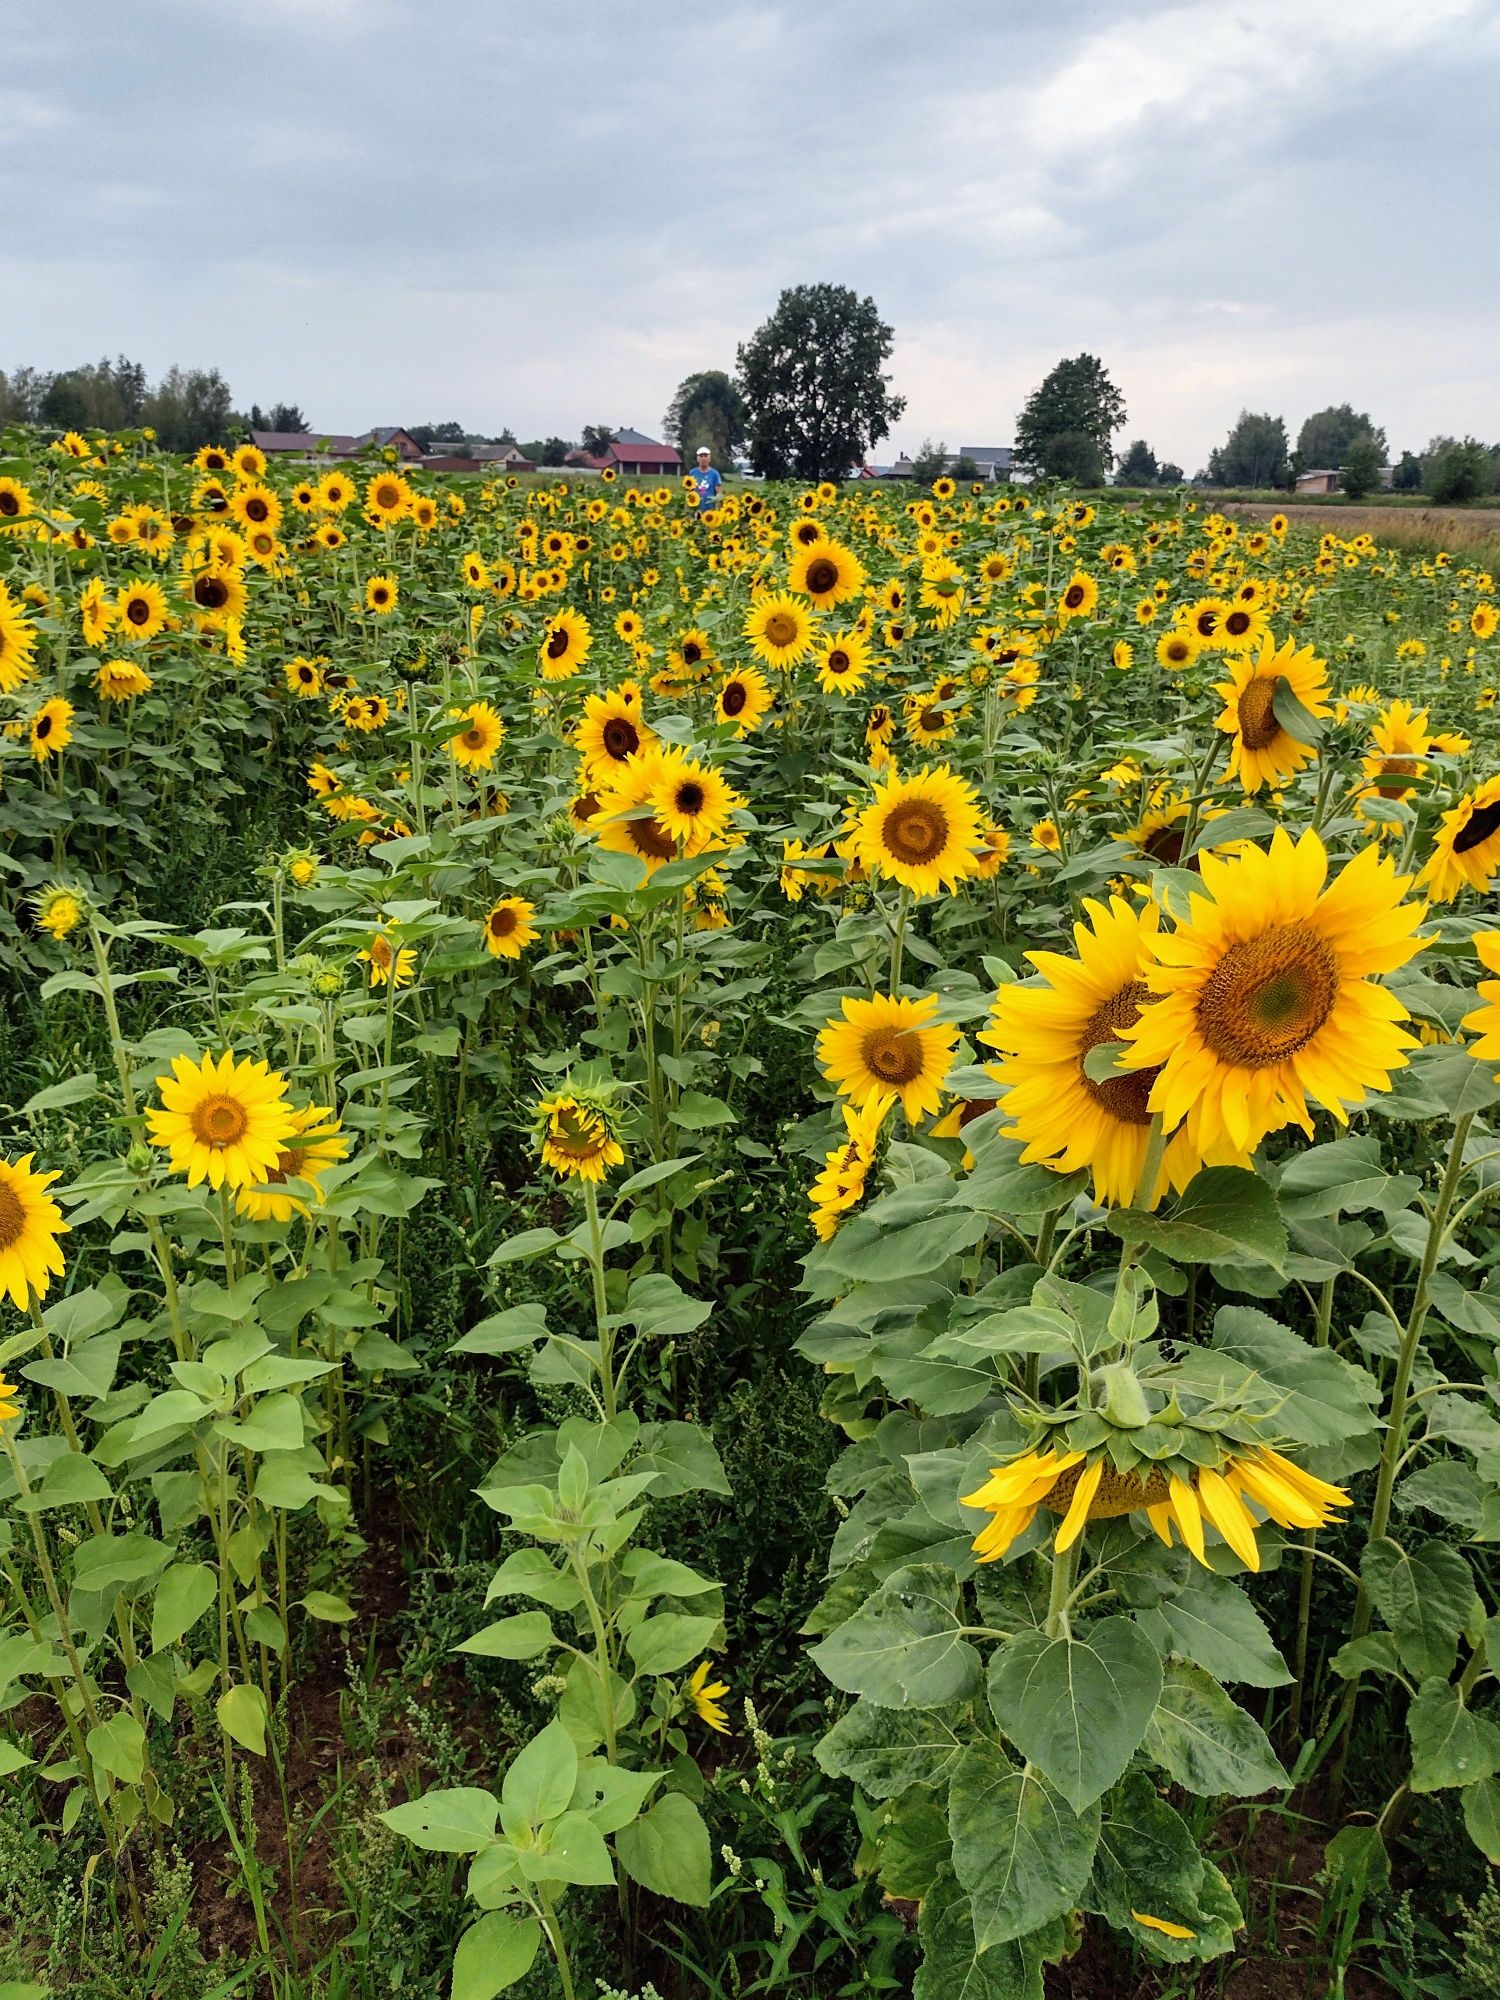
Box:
left=1196, top=403, right=1500, bottom=502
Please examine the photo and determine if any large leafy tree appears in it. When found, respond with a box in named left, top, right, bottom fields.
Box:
left=142, top=366, right=235, bottom=453
left=1013, top=354, right=1125, bottom=482
left=1115, top=438, right=1159, bottom=486
left=248, top=401, right=308, bottom=433
left=736, top=286, right=904, bottom=481
left=580, top=423, right=616, bottom=456
left=1296, top=403, right=1386, bottom=468
left=1424, top=436, right=1495, bottom=504
left=1341, top=433, right=1385, bottom=500
left=1203, top=411, right=1290, bottom=489
left=663, top=372, right=747, bottom=467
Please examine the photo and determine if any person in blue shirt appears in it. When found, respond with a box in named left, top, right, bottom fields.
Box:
left=692, top=446, right=723, bottom=516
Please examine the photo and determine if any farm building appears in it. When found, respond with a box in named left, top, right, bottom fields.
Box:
left=957, top=445, right=1014, bottom=482
left=605, top=427, right=682, bottom=475
left=249, top=426, right=426, bottom=463
left=1295, top=468, right=1341, bottom=494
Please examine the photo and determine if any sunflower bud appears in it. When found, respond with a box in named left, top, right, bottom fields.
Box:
left=1096, top=1361, right=1153, bottom=1431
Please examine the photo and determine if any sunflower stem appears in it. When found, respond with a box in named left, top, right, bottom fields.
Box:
left=1045, top=1536, right=1078, bottom=1640
left=1329, top=1110, right=1475, bottom=1796
left=1289, top=1276, right=1336, bottom=1743
left=888, top=887, right=912, bottom=997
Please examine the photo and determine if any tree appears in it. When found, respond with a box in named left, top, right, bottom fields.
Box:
left=1391, top=450, right=1423, bottom=493
left=1341, top=433, right=1384, bottom=500
left=1115, top=438, right=1159, bottom=486
left=1157, top=461, right=1184, bottom=485
left=950, top=454, right=982, bottom=483
left=518, top=437, right=574, bottom=467
left=262, top=402, right=308, bottom=433
left=141, top=366, right=236, bottom=453
left=410, top=421, right=469, bottom=448
left=1296, top=403, right=1386, bottom=469
left=664, top=371, right=748, bottom=470
left=736, top=284, right=905, bottom=481
left=580, top=423, right=617, bottom=457
left=1203, top=411, right=1289, bottom=489
left=36, top=355, right=148, bottom=433
left=909, top=439, right=948, bottom=485
left=1424, top=436, right=1495, bottom=505
left=1013, top=354, right=1125, bottom=481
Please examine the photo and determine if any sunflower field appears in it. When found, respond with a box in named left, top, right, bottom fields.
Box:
left=4, top=430, right=1500, bottom=1999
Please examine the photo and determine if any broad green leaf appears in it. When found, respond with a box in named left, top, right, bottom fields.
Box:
left=949, top=1746, right=1099, bottom=1950
left=1408, top=1680, right=1500, bottom=1792
left=1108, top=1167, right=1286, bottom=1272
left=86, top=1713, right=145, bottom=1786
left=451, top=1912, right=542, bottom=1999
left=299, top=1591, right=355, bottom=1623
left=21, top=1071, right=98, bottom=1115
left=502, top=1720, right=577, bottom=1827
left=150, top=1563, right=216, bottom=1653
left=815, top=1698, right=967, bottom=1799
left=1143, top=1662, right=1287, bottom=1796
left=214, top=1392, right=304, bottom=1454
left=914, top=1871, right=1050, bottom=2000
left=615, top=1792, right=711, bottom=1907
left=518, top=1809, right=614, bottom=1886
left=1362, top=1537, right=1475, bottom=1681
left=1087, top=1771, right=1240, bottom=1964
left=631, top=1420, right=731, bottom=1497
left=987, top=1617, right=1162, bottom=1812
left=458, top=1613, right=556, bottom=1660
left=0, top=1742, right=35, bottom=1777
left=626, top=1614, right=721, bottom=1678
left=27, top=1454, right=113, bottom=1512
left=216, top=1683, right=269, bottom=1757
left=1205, top=1307, right=1379, bottom=1446
left=571, top=1758, right=661, bottom=1834
left=451, top=1305, right=548, bottom=1356
left=1463, top=1777, right=1500, bottom=1862
left=1136, top=1573, right=1291, bottom=1688
left=810, top=1563, right=981, bottom=1710
left=381, top=1786, right=499, bottom=1852
left=71, top=1533, right=170, bottom=1595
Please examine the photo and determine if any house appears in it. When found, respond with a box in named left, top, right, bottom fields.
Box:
left=604, top=427, right=683, bottom=476
left=886, top=455, right=917, bottom=480
left=957, top=445, right=1013, bottom=483
left=359, top=426, right=426, bottom=461
left=424, top=452, right=536, bottom=475
left=1295, top=468, right=1340, bottom=495
left=468, top=444, right=536, bottom=470
left=248, top=427, right=427, bottom=463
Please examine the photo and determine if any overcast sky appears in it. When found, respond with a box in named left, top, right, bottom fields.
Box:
left=5, top=0, right=1498, bottom=471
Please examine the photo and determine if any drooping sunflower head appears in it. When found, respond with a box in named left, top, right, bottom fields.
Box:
left=33, top=881, right=85, bottom=941
left=482, top=895, right=539, bottom=960
left=539, top=607, right=592, bottom=680
left=1419, top=774, right=1500, bottom=903
left=534, top=1086, right=625, bottom=1182
left=715, top=665, right=773, bottom=736
left=234, top=1104, right=349, bottom=1223
left=854, top=764, right=984, bottom=897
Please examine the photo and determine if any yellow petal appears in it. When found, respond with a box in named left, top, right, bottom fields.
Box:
left=1197, top=1468, right=1262, bottom=1571
left=1054, top=1458, right=1104, bottom=1552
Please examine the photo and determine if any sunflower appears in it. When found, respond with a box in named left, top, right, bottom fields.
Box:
left=1126, top=791, right=1195, bottom=867
left=539, top=607, right=592, bottom=680
left=789, top=539, right=866, bottom=610
left=1119, top=829, right=1428, bottom=1155
left=229, top=481, right=282, bottom=534
left=818, top=992, right=958, bottom=1122
left=647, top=751, right=744, bottom=850
left=814, top=628, right=872, bottom=696
left=1472, top=603, right=1499, bottom=641
left=535, top=1090, right=624, bottom=1182
left=904, top=688, right=957, bottom=749
left=147, top=1051, right=297, bottom=1192
left=685, top=1660, right=730, bottom=1734
left=0, top=1155, right=69, bottom=1309
left=574, top=689, right=654, bottom=780
left=447, top=701, right=505, bottom=771
left=79, top=576, right=113, bottom=650
left=34, top=882, right=84, bottom=940
left=744, top=590, right=815, bottom=669
left=593, top=750, right=680, bottom=873
left=284, top=656, right=323, bottom=698
left=0, top=587, right=39, bottom=692
left=1419, top=775, right=1500, bottom=902
left=365, top=573, right=399, bottom=615
left=316, top=472, right=355, bottom=513
left=1360, top=699, right=1432, bottom=801
left=1155, top=629, right=1198, bottom=672
left=808, top=1098, right=889, bottom=1240
left=95, top=658, right=152, bottom=702
left=790, top=516, right=827, bottom=551
left=854, top=764, right=983, bottom=897
left=115, top=578, right=170, bottom=642
left=29, top=698, right=74, bottom=762
left=982, top=896, right=1215, bottom=1209
left=715, top=665, right=773, bottom=736
left=482, top=896, right=538, bottom=960
left=1214, top=635, right=1332, bottom=793
left=234, top=1104, right=348, bottom=1223
left=364, top=471, right=413, bottom=525
left=183, top=562, right=246, bottom=628
left=231, top=443, right=267, bottom=480
left=360, top=930, right=418, bottom=988
left=1057, top=572, right=1099, bottom=623
left=962, top=1441, right=1348, bottom=1572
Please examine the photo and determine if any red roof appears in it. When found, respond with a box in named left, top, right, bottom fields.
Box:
left=606, top=442, right=681, bottom=468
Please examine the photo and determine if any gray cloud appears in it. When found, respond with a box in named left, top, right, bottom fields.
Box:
left=5, top=0, right=1498, bottom=470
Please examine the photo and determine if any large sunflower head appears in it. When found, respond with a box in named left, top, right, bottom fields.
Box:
left=146, top=1051, right=298, bottom=1192
left=715, top=664, right=774, bottom=736
left=744, top=589, right=815, bottom=669
left=482, top=896, right=539, bottom=960
left=982, top=895, right=1216, bottom=1210
left=647, top=750, right=744, bottom=854
left=539, top=607, right=592, bottom=680
left=115, top=578, right=170, bottom=642
left=0, top=586, right=39, bottom=693
left=815, top=629, right=872, bottom=697
left=29, top=697, right=74, bottom=763
left=234, top=1104, right=349, bottom=1223
left=447, top=701, right=505, bottom=771
left=1419, top=774, right=1500, bottom=903
left=854, top=764, right=984, bottom=898
left=1214, top=635, right=1332, bottom=793
left=1120, top=828, right=1428, bottom=1155
left=817, top=991, right=958, bottom=1124
left=0, top=1154, right=68, bottom=1310
left=593, top=748, right=680, bottom=873
left=535, top=1087, right=625, bottom=1183
left=574, top=689, right=655, bottom=780
left=789, top=539, right=866, bottom=610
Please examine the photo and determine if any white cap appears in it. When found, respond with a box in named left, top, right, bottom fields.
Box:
left=696, top=445, right=711, bottom=456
